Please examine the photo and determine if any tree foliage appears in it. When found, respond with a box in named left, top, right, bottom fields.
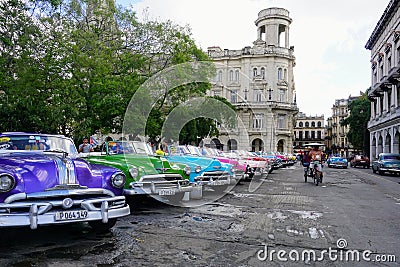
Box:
left=341, top=91, right=371, bottom=154
left=0, top=0, right=224, bottom=145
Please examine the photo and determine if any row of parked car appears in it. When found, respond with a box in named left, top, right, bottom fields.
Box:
left=324, top=152, right=400, bottom=176
left=0, top=132, right=294, bottom=231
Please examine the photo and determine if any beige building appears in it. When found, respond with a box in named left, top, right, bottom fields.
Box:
left=366, top=0, right=400, bottom=159
left=328, top=97, right=359, bottom=157
left=206, top=7, right=298, bottom=152
left=293, top=112, right=325, bottom=149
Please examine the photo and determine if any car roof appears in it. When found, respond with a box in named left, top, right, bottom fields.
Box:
left=0, top=132, right=70, bottom=140
left=1, top=132, right=65, bottom=137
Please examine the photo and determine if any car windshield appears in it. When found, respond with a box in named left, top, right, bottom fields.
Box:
left=169, top=145, right=190, bottom=155
left=382, top=155, right=400, bottom=160
left=104, top=141, right=135, bottom=155
left=0, top=134, right=77, bottom=154
left=132, top=141, right=152, bottom=155
left=187, top=146, right=202, bottom=156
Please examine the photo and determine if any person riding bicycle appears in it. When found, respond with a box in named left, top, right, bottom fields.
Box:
left=309, top=145, right=324, bottom=178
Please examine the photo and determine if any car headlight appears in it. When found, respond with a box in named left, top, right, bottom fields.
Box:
left=0, top=174, right=16, bottom=192
left=111, top=172, right=126, bottom=189
left=195, top=166, right=201, bottom=173
left=184, top=165, right=191, bottom=175
left=129, top=167, right=139, bottom=179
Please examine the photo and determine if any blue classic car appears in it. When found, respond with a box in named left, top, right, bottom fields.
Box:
left=166, top=145, right=235, bottom=190
left=0, top=132, right=130, bottom=230
left=327, top=156, right=348, bottom=168
left=372, top=153, right=400, bottom=175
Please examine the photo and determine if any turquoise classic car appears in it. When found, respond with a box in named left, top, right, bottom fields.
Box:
left=165, top=145, right=235, bottom=192
left=372, top=153, right=400, bottom=175
left=81, top=141, right=193, bottom=204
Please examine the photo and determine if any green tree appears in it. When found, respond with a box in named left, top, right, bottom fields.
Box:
left=0, top=0, right=227, bottom=146
left=341, top=91, right=371, bottom=154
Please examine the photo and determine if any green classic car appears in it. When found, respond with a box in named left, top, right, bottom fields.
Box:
left=81, top=141, right=193, bottom=203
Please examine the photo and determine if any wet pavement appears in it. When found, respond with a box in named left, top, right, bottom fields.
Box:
left=1, top=164, right=399, bottom=266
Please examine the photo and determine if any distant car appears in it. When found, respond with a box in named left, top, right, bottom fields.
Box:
left=350, top=155, right=370, bottom=168
left=327, top=156, right=348, bottom=168
left=372, top=153, right=400, bottom=175
left=0, top=132, right=130, bottom=230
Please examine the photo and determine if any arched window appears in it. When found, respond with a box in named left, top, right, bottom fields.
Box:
left=218, top=70, right=222, bottom=82
left=284, top=69, right=287, bottom=81
left=229, top=70, right=234, bottom=81
left=317, top=121, right=322, bottom=127
left=261, top=67, right=265, bottom=79
left=278, top=68, right=282, bottom=80
left=253, top=68, right=258, bottom=78
left=235, top=70, right=240, bottom=81
left=305, top=122, right=309, bottom=127
left=299, top=122, right=303, bottom=127
left=311, top=121, right=315, bottom=127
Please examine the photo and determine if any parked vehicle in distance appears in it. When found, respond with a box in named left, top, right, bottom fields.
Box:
left=327, top=155, right=348, bottom=168
left=350, top=155, right=370, bottom=168
left=0, top=132, right=130, bottom=230
left=82, top=141, right=193, bottom=203
left=231, top=150, right=270, bottom=180
left=372, top=153, right=400, bottom=175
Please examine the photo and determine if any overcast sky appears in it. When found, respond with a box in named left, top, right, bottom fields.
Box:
left=116, top=0, right=389, bottom=120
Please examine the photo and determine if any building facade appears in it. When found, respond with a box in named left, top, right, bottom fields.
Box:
left=328, top=97, right=359, bottom=157
left=293, top=112, right=325, bottom=149
left=206, top=7, right=298, bottom=152
left=366, top=0, right=400, bottom=160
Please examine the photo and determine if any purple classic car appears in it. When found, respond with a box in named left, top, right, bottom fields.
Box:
left=0, top=132, right=130, bottom=230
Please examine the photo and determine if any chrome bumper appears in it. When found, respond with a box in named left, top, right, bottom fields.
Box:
left=125, top=177, right=193, bottom=196
left=0, top=196, right=130, bottom=229
left=194, top=174, right=233, bottom=186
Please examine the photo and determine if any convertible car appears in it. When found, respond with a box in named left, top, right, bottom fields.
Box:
left=166, top=145, right=235, bottom=191
left=82, top=141, right=193, bottom=203
left=0, top=132, right=130, bottom=230
left=327, top=156, right=348, bottom=168
left=372, top=153, right=400, bottom=175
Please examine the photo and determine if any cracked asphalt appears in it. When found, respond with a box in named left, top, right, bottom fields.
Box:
left=1, top=164, right=399, bottom=267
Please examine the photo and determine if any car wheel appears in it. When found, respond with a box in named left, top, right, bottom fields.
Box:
left=378, top=169, right=385, bottom=175
left=89, top=218, right=117, bottom=232
left=372, top=167, right=376, bottom=173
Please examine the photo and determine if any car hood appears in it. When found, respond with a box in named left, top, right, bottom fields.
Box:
left=329, top=158, right=346, bottom=162
left=381, top=159, right=400, bottom=165
left=85, top=153, right=157, bottom=174
left=0, top=152, right=120, bottom=202
left=167, top=155, right=225, bottom=171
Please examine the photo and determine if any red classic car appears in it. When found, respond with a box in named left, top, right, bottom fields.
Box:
left=350, top=155, right=370, bottom=168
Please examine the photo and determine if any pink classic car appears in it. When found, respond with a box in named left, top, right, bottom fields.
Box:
left=186, top=146, right=245, bottom=181
left=230, top=150, right=271, bottom=180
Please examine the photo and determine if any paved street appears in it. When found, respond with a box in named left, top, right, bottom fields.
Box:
left=0, top=163, right=399, bottom=266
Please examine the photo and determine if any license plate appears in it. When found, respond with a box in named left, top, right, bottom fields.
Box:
left=211, top=180, right=226, bottom=186
left=55, top=210, right=88, bottom=221
left=361, top=161, right=365, bottom=163
left=159, top=189, right=175, bottom=196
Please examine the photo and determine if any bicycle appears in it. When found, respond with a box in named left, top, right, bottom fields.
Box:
left=312, top=160, right=323, bottom=186
left=302, top=162, right=310, bottom=182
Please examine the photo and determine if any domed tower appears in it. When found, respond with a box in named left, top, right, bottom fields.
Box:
left=207, top=7, right=298, bottom=153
